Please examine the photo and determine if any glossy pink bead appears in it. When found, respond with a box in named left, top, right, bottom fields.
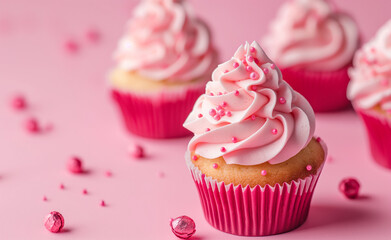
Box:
left=170, top=216, right=196, bottom=239
left=64, top=39, right=79, bottom=53
left=25, top=118, right=39, bottom=133
left=86, top=29, right=100, bottom=43
left=100, top=200, right=106, bottom=207
left=216, top=105, right=222, bottom=111
left=129, top=144, right=144, bottom=159
left=261, top=170, right=267, bottom=176
left=226, top=111, right=232, bottom=117
left=213, top=114, right=221, bottom=121
left=279, top=97, right=286, bottom=104
left=250, top=72, right=258, bottom=79
left=263, top=68, right=269, bottom=74
left=233, top=62, right=239, bottom=68
left=251, top=114, right=256, bottom=120
left=44, top=211, right=64, bottom=233
left=220, top=147, right=226, bottom=152
left=105, top=170, right=112, bottom=177
left=306, top=165, right=312, bottom=171
left=59, top=183, right=65, bottom=190
left=82, top=189, right=88, bottom=195
left=209, top=109, right=216, bottom=117
left=43, top=196, right=47, bottom=201
left=246, top=66, right=253, bottom=72
left=224, top=70, right=229, bottom=73
left=212, top=163, right=218, bottom=169
left=197, top=113, right=203, bottom=118
left=11, top=95, right=27, bottom=110
left=218, top=109, right=225, bottom=116
left=270, top=64, right=275, bottom=69
left=221, top=101, right=227, bottom=107
left=234, top=90, right=240, bottom=96
left=250, top=47, right=256, bottom=53
left=339, top=178, right=360, bottom=199
left=251, top=85, right=257, bottom=91
left=205, top=128, right=210, bottom=132
left=192, top=155, right=198, bottom=161
left=272, top=129, right=278, bottom=135
left=232, top=137, right=238, bottom=143
left=67, top=156, right=83, bottom=174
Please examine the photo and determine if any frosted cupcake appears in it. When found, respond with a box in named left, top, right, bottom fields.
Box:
left=348, top=20, right=391, bottom=169
left=110, top=0, right=217, bottom=138
left=264, top=0, right=359, bottom=112
left=184, top=41, right=327, bottom=236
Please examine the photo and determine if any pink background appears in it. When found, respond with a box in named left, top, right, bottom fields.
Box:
left=1, top=0, right=391, bottom=239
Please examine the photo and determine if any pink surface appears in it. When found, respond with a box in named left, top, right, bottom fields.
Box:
left=1, top=0, right=391, bottom=239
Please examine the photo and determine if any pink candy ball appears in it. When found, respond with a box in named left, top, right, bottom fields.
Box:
left=25, top=118, right=40, bottom=133
left=170, top=216, right=196, bottom=239
left=44, top=211, right=64, bottom=233
left=129, top=144, right=144, bottom=159
left=67, top=156, right=83, bottom=174
left=339, top=178, right=360, bottom=199
left=11, top=95, right=27, bottom=110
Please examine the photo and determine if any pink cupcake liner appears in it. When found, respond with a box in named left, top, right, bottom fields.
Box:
left=281, top=65, right=351, bottom=112
left=111, top=84, right=204, bottom=139
left=357, top=109, right=391, bottom=169
left=185, top=141, right=326, bottom=236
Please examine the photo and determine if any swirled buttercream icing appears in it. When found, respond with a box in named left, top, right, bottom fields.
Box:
left=183, top=41, right=315, bottom=166
left=264, top=0, right=359, bottom=71
left=348, top=20, right=391, bottom=111
left=114, top=0, right=216, bottom=82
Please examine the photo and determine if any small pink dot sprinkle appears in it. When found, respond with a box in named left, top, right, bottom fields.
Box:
left=11, top=95, right=27, bottom=110
left=82, top=189, right=88, bottom=195
left=129, top=144, right=144, bottom=159
left=246, top=66, right=253, bottom=72
left=216, top=105, right=222, bottom=111
left=158, top=171, right=165, bottom=178
left=105, top=171, right=112, bottom=177
left=232, top=137, right=238, bottom=143
left=218, top=92, right=223, bottom=96
left=233, top=62, right=239, bottom=68
left=192, top=155, right=198, bottom=161
left=247, top=55, right=254, bottom=62
left=254, top=58, right=259, bottom=64
left=67, top=156, right=83, bottom=174
left=209, top=109, right=216, bottom=116
left=261, top=170, right=267, bottom=176
left=212, top=163, right=218, bottom=169
left=306, top=165, right=312, bottom=171
left=100, top=200, right=106, bottom=207
left=218, top=110, right=225, bottom=116
left=25, top=118, right=40, bottom=133
left=270, top=64, right=275, bottom=69
left=221, top=102, right=227, bottom=107
left=272, top=129, right=278, bottom=135
left=64, top=39, right=79, bottom=53
left=250, top=72, right=258, bottom=79
left=206, top=128, right=210, bottom=132
left=224, top=70, right=229, bottom=73
left=198, top=113, right=203, bottom=118
left=251, top=85, right=257, bottom=91
left=86, top=29, right=100, bottom=43
left=226, top=111, right=232, bottom=117
left=59, top=184, right=65, bottom=190
left=210, top=92, right=214, bottom=96
left=263, top=68, right=269, bottom=74
left=251, top=115, right=256, bottom=120
left=220, top=147, right=226, bottom=152
left=279, top=97, right=286, bottom=104
left=43, top=196, right=47, bottom=201
left=250, top=47, right=256, bottom=53
left=242, top=59, right=247, bottom=65
left=316, top=137, right=321, bottom=142
left=235, top=90, right=240, bottom=96
left=213, top=114, right=221, bottom=121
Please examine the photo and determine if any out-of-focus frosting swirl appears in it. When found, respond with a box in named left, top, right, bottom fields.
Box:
left=264, top=0, right=359, bottom=71
left=114, top=0, right=216, bottom=82
left=348, top=20, right=391, bottom=111
left=183, top=42, right=315, bottom=166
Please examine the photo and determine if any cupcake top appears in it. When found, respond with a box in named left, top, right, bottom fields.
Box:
left=264, top=0, right=359, bottom=71
left=183, top=41, right=315, bottom=166
left=348, top=20, right=391, bottom=111
left=114, top=0, right=216, bottom=82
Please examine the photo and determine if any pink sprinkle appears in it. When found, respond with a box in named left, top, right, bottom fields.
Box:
left=158, top=171, right=165, bottom=178
left=251, top=114, right=256, bottom=120
left=306, top=165, right=312, bottom=171
left=86, top=29, right=100, bottom=43
left=67, top=156, right=83, bottom=174
left=316, top=137, right=321, bottom=142
left=247, top=55, right=254, bottom=62
left=59, top=184, right=65, bottom=190
left=43, top=196, right=47, bottom=201
left=221, top=101, right=227, bottom=107
left=250, top=47, right=256, bottom=53
left=232, top=137, right=238, bottom=143
left=44, top=211, right=64, bottom=233
left=216, top=105, right=222, bottom=111
left=218, top=92, right=223, bottom=96
left=192, top=155, right=198, bottom=161
left=279, top=97, right=286, bottom=104
left=209, top=109, right=217, bottom=117
left=226, top=111, right=232, bottom=117
left=218, top=109, right=225, bottom=116
left=254, top=58, right=259, bottom=64
left=129, top=144, right=144, bottom=159
left=25, top=118, right=40, bottom=133
left=206, top=128, right=211, bottom=132
left=212, top=163, right=218, bottom=169
left=261, top=170, right=267, bottom=176
left=100, top=200, right=106, bottom=207
left=234, top=90, right=240, bottom=96
left=270, top=64, right=275, bottom=69
left=242, top=59, right=247, bottom=65
left=82, top=189, right=88, bottom=195
left=250, top=72, right=258, bottom=79
left=220, top=147, right=226, bottom=152
left=198, top=113, right=203, bottom=118
left=105, top=171, right=112, bottom=177
left=224, top=70, right=229, bottom=73
left=263, top=68, right=269, bottom=74
left=272, top=129, right=278, bottom=135
left=64, top=39, right=79, bottom=53
left=233, top=62, right=239, bottom=68
left=246, top=66, right=253, bottom=72
left=11, top=95, right=27, bottom=110
left=251, top=85, right=257, bottom=91
left=210, top=92, right=214, bottom=96
left=213, top=114, right=221, bottom=121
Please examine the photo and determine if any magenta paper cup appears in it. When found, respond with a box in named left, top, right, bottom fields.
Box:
left=111, top=83, right=204, bottom=139
left=281, top=65, right=351, bottom=112
left=185, top=144, right=326, bottom=236
left=357, top=109, right=391, bottom=169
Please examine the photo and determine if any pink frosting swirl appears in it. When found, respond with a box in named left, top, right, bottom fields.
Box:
left=264, top=0, right=359, bottom=71
left=183, top=42, right=315, bottom=166
left=114, top=0, right=216, bottom=82
left=348, top=20, right=391, bottom=111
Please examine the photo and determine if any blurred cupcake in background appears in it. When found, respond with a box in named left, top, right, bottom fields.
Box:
left=110, top=0, right=217, bottom=138
left=184, top=41, right=327, bottom=236
left=264, top=0, right=359, bottom=112
left=348, top=20, right=391, bottom=170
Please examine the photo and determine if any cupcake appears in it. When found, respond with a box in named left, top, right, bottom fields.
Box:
left=110, top=0, right=217, bottom=138
left=347, top=20, right=391, bottom=169
left=183, top=41, right=327, bottom=236
left=263, top=0, right=359, bottom=112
